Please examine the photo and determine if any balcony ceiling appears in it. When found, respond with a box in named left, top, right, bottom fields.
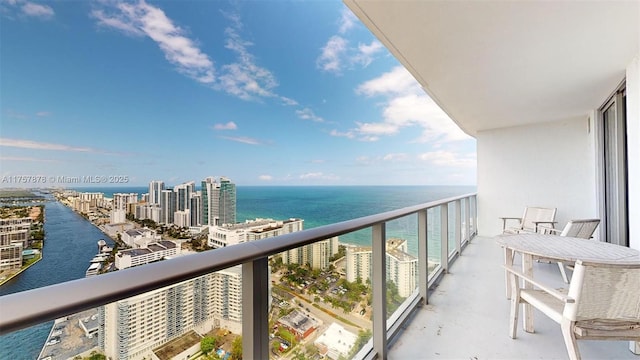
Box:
left=344, top=0, right=639, bottom=137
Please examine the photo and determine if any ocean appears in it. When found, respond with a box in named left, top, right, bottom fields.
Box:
left=0, top=185, right=475, bottom=359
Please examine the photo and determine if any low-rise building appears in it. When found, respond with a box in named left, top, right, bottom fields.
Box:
left=121, top=228, right=161, bottom=248
left=208, top=218, right=303, bottom=248
left=115, top=241, right=180, bottom=270
left=277, top=309, right=322, bottom=340
left=314, top=323, right=358, bottom=360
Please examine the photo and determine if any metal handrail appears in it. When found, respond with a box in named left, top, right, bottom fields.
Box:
left=0, top=192, right=476, bottom=338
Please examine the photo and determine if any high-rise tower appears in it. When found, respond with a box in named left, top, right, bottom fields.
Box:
left=201, top=177, right=236, bottom=226
left=148, top=181, right=164, bottom=205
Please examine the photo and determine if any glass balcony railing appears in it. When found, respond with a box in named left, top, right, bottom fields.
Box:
left=0, top=193, right=477, bottom=360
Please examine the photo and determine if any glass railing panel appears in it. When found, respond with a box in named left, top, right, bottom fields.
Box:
left=448, top=202, right=457, bottom=256
left=269, top=231, right=373, bottom=359
left=385, top=215, right=418, bottom=322
left=461, top=198, right=468, bottom=242
left=427, top=207, right=441, bottom=279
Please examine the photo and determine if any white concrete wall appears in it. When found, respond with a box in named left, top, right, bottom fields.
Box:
left=626, top=55, right=639, bottom=251
left=477, top=117, right=597, bottom=236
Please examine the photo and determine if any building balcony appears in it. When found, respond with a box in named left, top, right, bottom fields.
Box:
left=1, top=193, right=637, bottom=360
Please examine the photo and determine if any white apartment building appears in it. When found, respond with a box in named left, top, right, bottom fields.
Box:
left=345, top=245, right=372, bottom=283
left=134, top=204, right=161, bottom=224
left=0, top=244, right=22, bottom=271
left=282, top=236, right=339, bottom=270
left=101, top=265, right=243, bottom=360
left=0, top=217, right=31, bottom=249
left=386, top=239, right=418, bottom=298
left=173, top=210, right=190, bottom=228
left=111, top=193, right=138, bottom=225
left=345, top=238, right=418, bottom=297
left=115, top=241, right=180, bottom=270
left=208, top=218, right=304, bottom=248
left=120, top=228, right=161, bottom=248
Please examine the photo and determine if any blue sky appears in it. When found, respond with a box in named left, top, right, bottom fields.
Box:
left=0, top=0, right=476, bottom=187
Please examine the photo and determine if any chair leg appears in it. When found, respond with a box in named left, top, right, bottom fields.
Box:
left=557, top=262, right=569, bottom=283
left=508, top=274, right=520, bottom=339
left=560, top=319, right=581, bottom=360
left=504, top=248, right=514, bottom=299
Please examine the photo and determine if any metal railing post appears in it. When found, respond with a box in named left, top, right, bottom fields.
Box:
left=418, top=209, right=428, bottom=304
left=472, top=195, right=478, bottom=236
left=455, top=200, right=461, bottom=255
left=464, top=197, right=471, bottom=242
left=440, top=204, right=449, bottom=273
left=242, top=258, right=269, bottom=360
left=372, top=222, right=387, bottom=360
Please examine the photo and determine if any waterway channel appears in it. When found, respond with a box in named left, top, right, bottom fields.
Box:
left=0, top=199, right=114, bottom=360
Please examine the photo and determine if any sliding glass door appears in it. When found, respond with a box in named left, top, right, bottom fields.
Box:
left=601, top=89, right=628, bottom=247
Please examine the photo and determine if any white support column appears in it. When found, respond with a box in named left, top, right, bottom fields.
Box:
left=242, top=258, right=269, bottom=360
left=455, top=200, right=461, bottom=255
left=440, top=204, right=449, bottom=273
left=372, top=222, right=387, bottom=360
left=418, top=209, right=429, bottom=304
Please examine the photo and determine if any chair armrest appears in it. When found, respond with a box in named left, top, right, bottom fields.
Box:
left=499, top=217, right=522, bottom=231
left=502, top=265, right=575, bottom=303
left=542, top=227, right=562, bottom=235
left=533, top=221, right=557, bottom=232
left=533, top=221, right=557, bottom=226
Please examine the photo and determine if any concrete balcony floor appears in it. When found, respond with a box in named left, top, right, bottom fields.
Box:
left=390, top=236, right=638, bottom=360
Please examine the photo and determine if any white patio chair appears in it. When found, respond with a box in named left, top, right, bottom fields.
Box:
left=500, top=207, right=557, bottom=234
left=542, top=219, right=600, bottom=283
left=505, top=260, right=640, bottom=360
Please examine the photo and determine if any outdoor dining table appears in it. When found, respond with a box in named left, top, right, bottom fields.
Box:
left=495, top=233, right=640, bottom=333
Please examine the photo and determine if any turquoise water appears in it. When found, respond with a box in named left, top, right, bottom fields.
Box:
left=0, top=185, right=474, bottom=359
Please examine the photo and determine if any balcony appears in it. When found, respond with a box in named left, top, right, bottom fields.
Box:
left=0, top=193, right=637, bottom=359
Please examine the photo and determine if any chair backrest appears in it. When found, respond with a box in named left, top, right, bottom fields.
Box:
left=521, top=207, right=557, bottom=231
left=559, top=219, right=600, bottom=238
left=564, top=260, right=640, bottom=322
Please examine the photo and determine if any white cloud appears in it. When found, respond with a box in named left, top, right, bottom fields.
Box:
left=317, top=7, right=383, bottom=74
left=0, top=138, right=96, bottom=152
left=356, top=66, right=419, bottom=97
left=21, top=2, right=53, bottom=19
left=338, top=7, right=356, bottom=34
left=0, top=156, right=57, bottom=162
left=213, top=121, right=237, bottom=131
left=329, top=129, right=355, bottom=139
left=216, top=17, right=278, bottom=100
left=296, top=108, right=324, bottom=123
left=258, top=174, right=273, bottom=181
left=280, top=96, right=298, bottom=106
left=382, top=153, right=408, bottom=162
left=299, top=172, right=339, bottom=181
left=316, top=35, right=348, bottom=74
left=355, top=121, right=398, bottom=135
left=418, top=151, right=476, bottom=168
left=310, top=159, right=325, bottom=164
left=91, top=1, right=215, bottom=84
left=35, top=111, right=51, bottom=117
left=347, top=66, right=471, bottom=143
left=219, top=136, right=262, bottom=145
left=352, top=40, right=383, bottom=68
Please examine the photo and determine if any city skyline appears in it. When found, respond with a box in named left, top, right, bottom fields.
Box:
left=0, top=1, right=476, bottom=187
